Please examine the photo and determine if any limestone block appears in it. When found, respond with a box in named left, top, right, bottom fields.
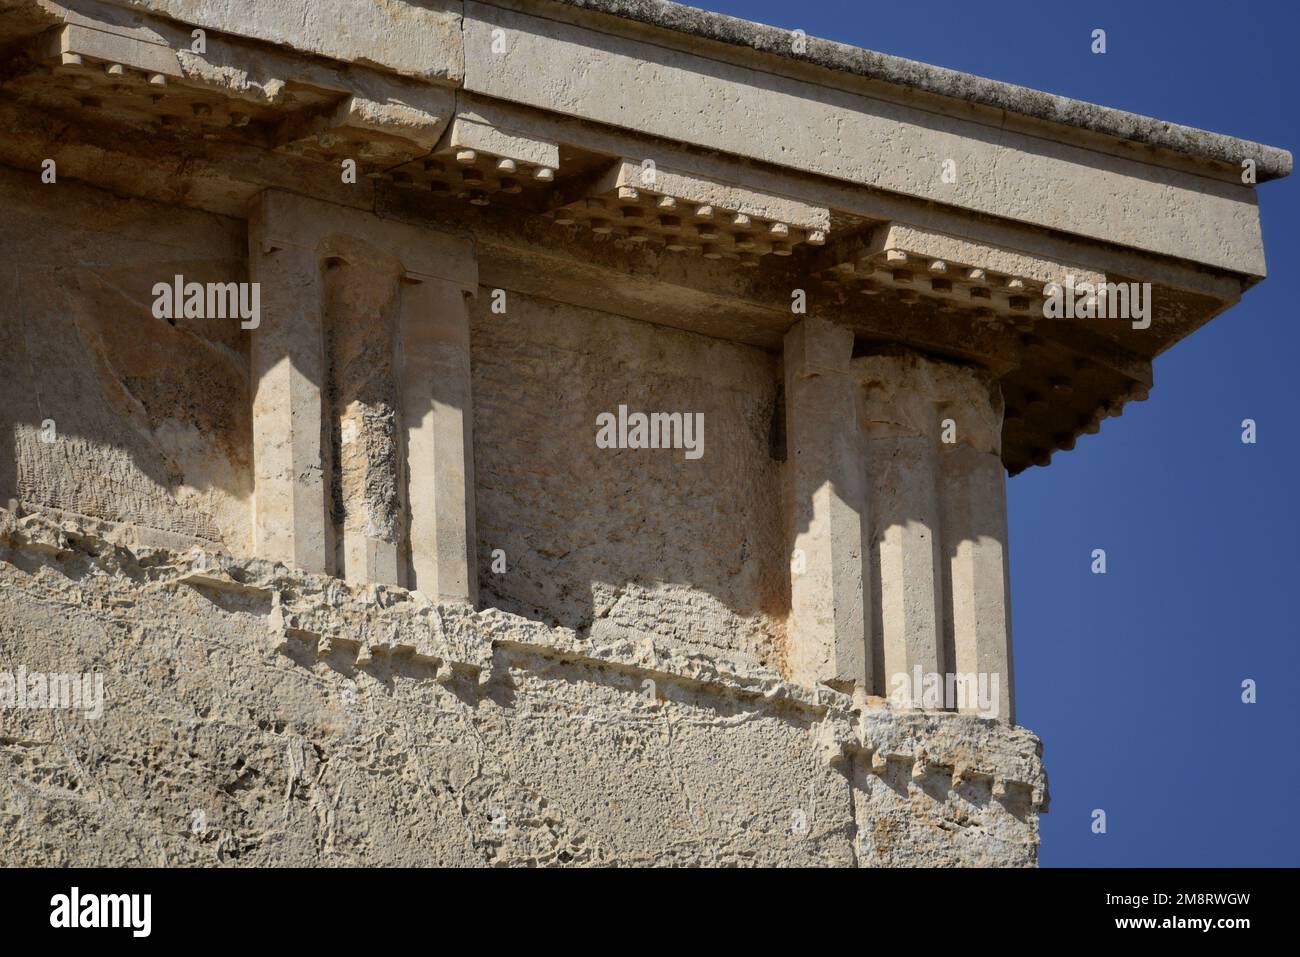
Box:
left=469, top=291, right=785, bottom=665
left=272, top=94, right=453, bottom=169
left=319, top=249, right=405, bottom=588
left=380, top=114, right=560, bottom=206
left=866, top=434, right=945, bottom=691
left=247, top=232, right=328, bottom=574
left=783, top=317, right=869, bottom=690
left=865, top=224, right=1106, bottom=291
left=251, top=191, right=477, bottom=291
left=245, top=191, right=480, bottom=592
left=446, top=115, right=561, bottom=172
left=855, top=353, right=1002, bottom=455
left=42, top=21, right=181, bottom=76
left=855, top=352, right=1013, bottom=719
left=461, top=0, right=1266, bottom=274
left=399, top=276, right=478, bottom=604
left=939, top=444, right=1014, bottom=722
left=816, top=222, right=1108, bottom=323
left=100, top=0, right=465, bottom=83
left=0, top=169, right=252, bottom=552
left=591, top=159, right=830, bottom=233
left=545, top=158, right=830, bottom=264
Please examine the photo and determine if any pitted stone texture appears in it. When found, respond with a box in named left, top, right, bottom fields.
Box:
left=815, top=224, right=1109, bottom=325
left=848, top=350, right=1014, bottom=720
left=470, top=290, right=788, bottom=667
left=855, top=353, right=1002, bottom=456
left=783, top=317, right=868, bottom=690
left=851, top=755, right=1036, bottom=867
left=0, top=168, right=252, bottom=553
left=320, top=246, right=405, bottom=586
left=0, top=508, right=1043, bottom=866
left=80, top=0, right=1290, bottom=184
left=100, top=0, right=466, bottom=83
left=462, top=0, right=1270, bottom=274
left=549, top=0, right=1290, bottom=181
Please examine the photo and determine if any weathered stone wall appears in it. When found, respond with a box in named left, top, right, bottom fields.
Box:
left=0, top=507, right=1045, bottom=866
left=470, top=289, right=789, bottom=665
left=0, top=167, right=252, bottom=553
left=319, top=244, right=405, bottom=585
left=0, top=0, right=1287, bottom=872
left=0, top=169, right=790, bottom=662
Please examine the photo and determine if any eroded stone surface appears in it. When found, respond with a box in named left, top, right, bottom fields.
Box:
left=0, top=0, right=1285, bottom=869
left=470, top=291, right=788, bottom=665
left=0, top=508, right=1043, bottom=866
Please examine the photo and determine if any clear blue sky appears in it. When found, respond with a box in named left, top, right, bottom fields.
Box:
left=690, top=0, right=1298, bottom=866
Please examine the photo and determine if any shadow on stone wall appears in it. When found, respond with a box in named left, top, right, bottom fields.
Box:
left=0, top=166, right=252, bottom=549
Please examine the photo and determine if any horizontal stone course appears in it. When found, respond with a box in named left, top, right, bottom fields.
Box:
left=0, top=506, right=1045, bottom=865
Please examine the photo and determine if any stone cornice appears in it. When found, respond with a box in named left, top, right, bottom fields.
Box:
left=549, top=0, right=1292, bottom=181
left=0, top=0, right=1285, bottom=471
left=80, top=0, right=1293, bottom=183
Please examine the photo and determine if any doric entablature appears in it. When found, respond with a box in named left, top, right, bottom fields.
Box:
left=0, top=0, right=1287, bottom=475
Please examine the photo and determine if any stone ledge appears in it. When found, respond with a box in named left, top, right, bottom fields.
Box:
left=79, top=0, right=1288, bottom=181
left=0, top=504, right=1049, bottom=809
left=548, top=0, right=1291, bottom=180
